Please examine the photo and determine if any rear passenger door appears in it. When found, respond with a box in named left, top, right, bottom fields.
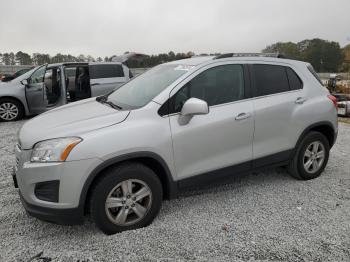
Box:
left=249, top=63, right=304, bottom=167
left=89, top=64, right=126, bottom=97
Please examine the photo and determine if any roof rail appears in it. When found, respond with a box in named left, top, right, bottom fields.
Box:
left=213, top=53, right=286, bottom=59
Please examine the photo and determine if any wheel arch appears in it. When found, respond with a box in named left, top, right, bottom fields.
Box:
left=295, top=121, right=337, bottom=151
left=0, top=96, right=27, bottom=117
left=80, top=152, right=178, bottom=214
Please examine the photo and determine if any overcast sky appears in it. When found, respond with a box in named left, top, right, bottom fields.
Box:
left=1, top=0, right=349, bottom=57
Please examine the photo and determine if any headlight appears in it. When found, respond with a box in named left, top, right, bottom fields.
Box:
left=31, top=137, right=82, bottom=162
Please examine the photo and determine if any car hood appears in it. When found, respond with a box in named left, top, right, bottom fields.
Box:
left=19, top=98, right=130, bottom=149
left=0, top=80, right=22, bottom=92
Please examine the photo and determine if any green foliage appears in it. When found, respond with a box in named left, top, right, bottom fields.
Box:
left=1, top=41, right=347, bottom=72
left=15, top=51, right=32, bottom=65
left=125, top=51, right=193, bottom=68
left=263, top=38, right=345, bottom=72
left=263, top=42, right=301, bottom=60
left=32, top=53, right=51, bottom=65
left=1, top=53, right=11, bottom=65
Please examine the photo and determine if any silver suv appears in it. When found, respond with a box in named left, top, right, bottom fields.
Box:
left=13, top=54, right=338, bottom=234
left=0, top=62, right=131, bottom=121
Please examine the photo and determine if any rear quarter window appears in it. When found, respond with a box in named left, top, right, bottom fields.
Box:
left=252, top=64, right=290, bottom=96
left=89, top=64, right=124, bottom=79
left=286, top=67, right=303, bottom=90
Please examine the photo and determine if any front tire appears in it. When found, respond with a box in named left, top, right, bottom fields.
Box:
left=0, top=98, right=24, bottom=122
left=90, top=162, right=163, bottom=235
left=288, top=131, right=330, bottom=180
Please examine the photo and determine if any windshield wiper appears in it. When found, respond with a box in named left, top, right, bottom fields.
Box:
left=104, top=100, right=123, bottom=110
left=96, top=96, right=122, bottom=110
left=96, top=95, right=108, bottom=102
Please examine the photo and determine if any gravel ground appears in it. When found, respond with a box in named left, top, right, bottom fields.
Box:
left=0, top=121, right=349, bottom=262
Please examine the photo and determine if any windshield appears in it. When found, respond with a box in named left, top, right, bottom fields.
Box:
left=107, top=64, right=190, bottom=109
left=12, top=66, right=41, bottom=82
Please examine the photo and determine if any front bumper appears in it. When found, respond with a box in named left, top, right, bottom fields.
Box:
left=19, top=191, right=84, bottom=225
left=14, top=144, right=103, bottom=224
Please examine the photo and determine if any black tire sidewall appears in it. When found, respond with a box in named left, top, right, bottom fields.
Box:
left=90, top=163, right=163, bottom=235
left=296, top=132, right=330, bottom=180
left=0, top=98, right=24, bottom=122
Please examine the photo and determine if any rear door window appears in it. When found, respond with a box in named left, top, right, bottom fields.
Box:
left=89, top=64, right=124, bottom=79
left=251, top=64, right=290, bottom=96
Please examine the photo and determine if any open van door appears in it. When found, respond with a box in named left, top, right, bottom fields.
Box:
left=89, top=63, right=127, bottom=97
left=24, top=64, right=48, bottom=114
left=45, top=66, right=67, bottom=107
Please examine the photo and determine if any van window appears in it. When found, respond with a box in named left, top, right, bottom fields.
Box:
left=252, top=64, right=289, bottom=96
left=65, top=68, right=76, bottom=77
left=29, top=66, right=46, bottom=84
left=89, top=64, right=124, bottom=79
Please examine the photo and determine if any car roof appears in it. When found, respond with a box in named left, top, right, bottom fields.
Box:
left=165, top=55, right=308, bottom=67
left=47, top=62, right=122, bottom=67
left=166, top=56, right=215, bottom=66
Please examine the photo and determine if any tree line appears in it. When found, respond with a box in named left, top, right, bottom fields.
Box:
left=263, top=38, right=349, bottom=72
left=0, top=38, right=349, bottom=72
left=0, top=51, right=198, bottom=68
left=0, top=52, right=106, bottom=66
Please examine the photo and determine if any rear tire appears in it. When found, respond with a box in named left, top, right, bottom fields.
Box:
left=288, top=131, right=330, bottom=180
left=0, top=98, right=24, bottom=122
left=90, top=162, right=163, bottom=235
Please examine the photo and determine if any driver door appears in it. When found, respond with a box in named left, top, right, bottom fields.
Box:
left=25, top=65, right=48, bottom=114
left=168, top=63, right=254, bottom=183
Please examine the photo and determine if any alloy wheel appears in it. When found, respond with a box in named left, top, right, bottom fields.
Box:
left=105, top=179, right=152, bottom=226
left=0, top=102, right=19, bottom=121
left=303, top=141, right=325, bottom=174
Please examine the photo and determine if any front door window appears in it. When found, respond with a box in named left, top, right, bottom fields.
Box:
left=29, top=66, right=45, bottom=84
left=170, top=64, right=245, bottom=114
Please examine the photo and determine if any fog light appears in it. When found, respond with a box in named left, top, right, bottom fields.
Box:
left=34, top=180, right=60, bottom=202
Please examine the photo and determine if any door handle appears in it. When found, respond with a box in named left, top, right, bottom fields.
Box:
left=295, top=97, right=307, bottom=104
left=91, top=83, right=101, bottom=86
left=235, top=112, right=251, bottom=120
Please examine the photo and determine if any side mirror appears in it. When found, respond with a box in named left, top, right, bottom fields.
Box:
left=20, top=79, right=28, bottom=86
left=181, top=98, right=209, bottom=116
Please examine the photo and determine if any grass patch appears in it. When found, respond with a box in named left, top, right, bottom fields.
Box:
left=338, top=117, right=350, bottom=124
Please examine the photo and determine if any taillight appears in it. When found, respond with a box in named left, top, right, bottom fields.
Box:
left=327, top=95, right=338, bottom=110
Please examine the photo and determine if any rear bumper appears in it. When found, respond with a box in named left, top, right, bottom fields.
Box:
left=19, top=191, right=84, bottom=225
